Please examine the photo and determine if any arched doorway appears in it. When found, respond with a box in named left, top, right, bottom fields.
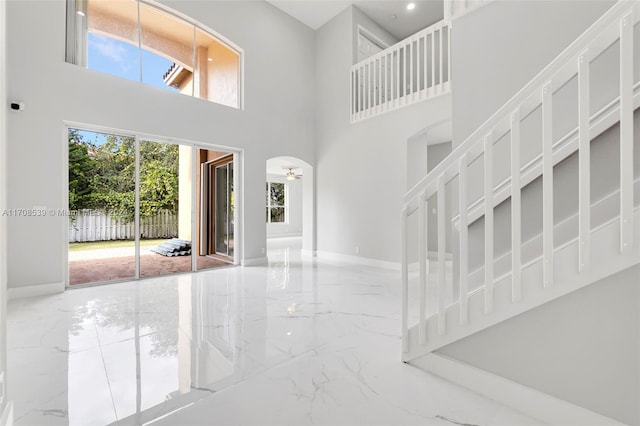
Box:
left=265, top=156, right=315, bottom=256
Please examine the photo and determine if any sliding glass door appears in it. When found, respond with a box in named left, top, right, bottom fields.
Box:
left=215, top=161, right=234, bottom=258
left=68, top=127, right=236, bottom=286
left=196, top=153, right=234, bottom=270
left=139, top=139, right=192, bottom=278
left=68, top=129, right=136, bottom=286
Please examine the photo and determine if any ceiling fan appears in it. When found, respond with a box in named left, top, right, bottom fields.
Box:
left=284, top=167, right=302, bottom=181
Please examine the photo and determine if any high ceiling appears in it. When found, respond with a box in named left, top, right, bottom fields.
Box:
left=266, top=0, right=444, bottom=40
left=266, top=158, right=304, bottom=176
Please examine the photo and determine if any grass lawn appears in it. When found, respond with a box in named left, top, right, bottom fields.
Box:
left=69, top=238, right=169, bottom=252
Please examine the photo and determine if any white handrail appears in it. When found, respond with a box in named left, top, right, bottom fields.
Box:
left=350, top=20, right=450, bottom=123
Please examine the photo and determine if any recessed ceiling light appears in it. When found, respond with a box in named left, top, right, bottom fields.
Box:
left=207, top=57, right=213, bottom=62
left=407, top=2, right=416, bottom=11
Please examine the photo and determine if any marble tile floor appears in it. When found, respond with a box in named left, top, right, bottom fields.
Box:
left=8, top=237, right=543, bottom=426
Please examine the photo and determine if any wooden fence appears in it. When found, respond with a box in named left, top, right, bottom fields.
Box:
left=69, top=209, right=178, bottom=242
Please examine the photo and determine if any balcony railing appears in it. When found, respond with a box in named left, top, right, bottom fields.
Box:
left=350, top=20, right=450, bottom=123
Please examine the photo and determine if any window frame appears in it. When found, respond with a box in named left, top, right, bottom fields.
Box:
left=66, top=0, right=244, bottom=109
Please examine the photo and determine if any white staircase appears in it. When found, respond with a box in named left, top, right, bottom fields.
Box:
left=401, top=0, right=639, bottom=364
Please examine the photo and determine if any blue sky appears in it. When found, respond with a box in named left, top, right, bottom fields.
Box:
left=76, top=33, right=181, bottom=145
left=73, top=129, right=124, bottom=146
left=88, top=32, right=179, bottom=93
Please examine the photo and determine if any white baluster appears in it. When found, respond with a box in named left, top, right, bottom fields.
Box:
left=395, top=47, right=400, bottom=106
left=405, top=44, right=410, bottom=102
left=542, top=83, right=554, bottom=288
left=401, top=207, right=409, bottom=353
left=511, top=110, right=522, bottom=302
left=459, top=155, right=469, bottom=325
left=418, top=191, right=428, bottom=344
left=437, top=175, right=446, bottom=335
left=409, top=41, right=414, bottom=100
left=383, top=55, right=387, bottom=110
left=363, top=65, right=368, bottom=116
left=364, top=63, right=368, bottom=116
left=447, top=25, right=451, bottom=85
left=578, top=50, right=591, bottom=271
left=358, top=68, right=362, bottom=120
left=377, top=57, right=381, bottom=111
left=350, top=69, right=354, bottom=121
left=367, top=62, right=372, bottom=116
left=620, top=12, right=634, bottom=253
left=423, top=33, right=428, bottom=97
left=400, top=46, right=405, bottom=104
left=439, top=27, right=443, bottom=91
left=431, top=33, right=435, bottom=91
left=484, top=133, right=494, bottom=313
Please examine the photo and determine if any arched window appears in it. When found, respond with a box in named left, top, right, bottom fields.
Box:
left=66, top=0, right=242, bottom=109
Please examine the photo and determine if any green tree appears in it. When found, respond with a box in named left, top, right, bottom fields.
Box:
left=88, top=135, right=136, bottom=218
left=68, top=131, right=180, bottom=220
left=139, top=141, right=179, bottom=218
left=68, top=130, right=95, bottom=211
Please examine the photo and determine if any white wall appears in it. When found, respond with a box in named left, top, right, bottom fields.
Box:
left=451, top=0, right=616, bottom=146
left=406, top=132, right=429, bottom=191
left=5, top=0, right=316, bottom=289
left=437, top=264, right=640, bottom=425
left=0, top=0, right=8, bottom=418
left=315, top=6, right=451, bottom=264
left=266, top=174, right=303, bottom=238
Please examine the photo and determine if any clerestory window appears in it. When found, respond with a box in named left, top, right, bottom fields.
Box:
left=66, top=0, right=242, bottom=109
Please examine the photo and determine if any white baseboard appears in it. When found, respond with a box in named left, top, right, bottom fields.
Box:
left=315, top=251, right=399, bottom=271
left=0, top=401, right=13, bottom=426
left=267, top=233, right=302, bottom=239
left=241, top=256, right=268, bottom=267
left=410, top=353, right=624, bottom=426
left=8, top=282, right=64, bottom=300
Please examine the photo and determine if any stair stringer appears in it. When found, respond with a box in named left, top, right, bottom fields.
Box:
left=403, top=205, right=640, bottom=362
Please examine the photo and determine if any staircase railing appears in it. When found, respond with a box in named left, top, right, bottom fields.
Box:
left=401, top=0, right=639, bottom=356
left=350, top=20, right=450, bottom=123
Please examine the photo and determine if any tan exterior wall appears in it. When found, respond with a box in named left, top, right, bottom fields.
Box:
left=207, top=42, right=239, bottom=108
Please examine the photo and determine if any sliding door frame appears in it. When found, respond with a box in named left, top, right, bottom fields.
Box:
left=63, top=122, right=241, bottom=289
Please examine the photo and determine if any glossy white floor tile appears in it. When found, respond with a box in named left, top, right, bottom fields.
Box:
left=8, top=238, right=542, bottom=426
